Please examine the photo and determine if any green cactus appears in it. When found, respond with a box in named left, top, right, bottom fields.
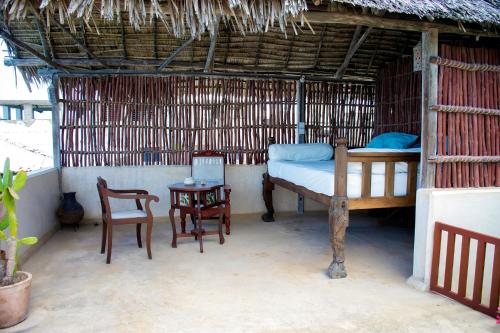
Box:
left=0, top=158, right=38, bottom=283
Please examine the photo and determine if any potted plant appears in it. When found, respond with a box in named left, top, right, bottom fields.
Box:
left=0, top=158, right=37, bottom=328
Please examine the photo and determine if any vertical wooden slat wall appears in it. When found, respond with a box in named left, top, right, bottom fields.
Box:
left=304, top=81, right=376, bottom=147
left=59, top=76, right=297, bottom=166
left=374, top=56, right=422, bottom=136
left=436, top=45, right=500, bottom=188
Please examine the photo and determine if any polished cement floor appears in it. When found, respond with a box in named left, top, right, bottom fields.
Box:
left=8, top=212, right=496, bottom=333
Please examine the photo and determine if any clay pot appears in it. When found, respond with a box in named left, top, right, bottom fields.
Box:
left=0, top=271, right=32, bottom=328
left=57, top=192, right=84, bottom=229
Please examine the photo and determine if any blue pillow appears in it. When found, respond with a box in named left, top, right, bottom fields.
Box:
left=366, top=132, right=418, bottom=149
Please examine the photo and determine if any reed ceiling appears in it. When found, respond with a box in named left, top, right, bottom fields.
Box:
left=0, top=0, right=499, bottom=85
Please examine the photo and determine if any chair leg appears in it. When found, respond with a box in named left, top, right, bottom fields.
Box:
left=224, top=209, right=231, bottom=235
left=101, top=221, right=107, bottom=254
left=219, top=207, right=225, bottom=245
left=169, top=208, right=177, bottom=248
left=198, top=211, right=203, bottom=253
left=146, top=222, right=153, bottom=260
left=106, top=223, right=113, bottom=264
left=136, top=223, right=143, bottom=248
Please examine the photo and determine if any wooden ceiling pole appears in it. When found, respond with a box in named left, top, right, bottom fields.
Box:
left=255, top=34, right=263, bottom=66
left=157, top=35, right=196, bottom=72
left=313, top=25, right=327, bottom=69
left=284, top=34, right=295, bottom=70
left=303, top=11, right=498, bottom=37
left=0, top=28, right=66, bottom=71
left=334, top=26, right=372, bottom=79
left=204, top=18, right=220, bottom=73
left=152, top=17, right=158, bottom=60
left=51, top=18, right=107, bottom=67
left=120, top=12, right=127, bottom=59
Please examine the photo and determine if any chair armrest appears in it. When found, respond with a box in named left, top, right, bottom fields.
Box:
left=223, top=185, right=231, bottom=192
left=105, top=189, right=159, bottom=217
left=108, top=189, right=149, bottom=195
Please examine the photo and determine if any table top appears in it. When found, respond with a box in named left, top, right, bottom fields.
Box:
left=168, top=181, right=223, bottom=192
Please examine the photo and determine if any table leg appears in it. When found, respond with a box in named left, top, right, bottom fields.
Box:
left=169, top=208, right=177, bottom=248
left=180, top=211, right=186, bottom=233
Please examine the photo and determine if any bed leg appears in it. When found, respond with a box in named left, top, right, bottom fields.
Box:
left=327, top=195, right=349, bottom=279
left=261, top=172, right=275, bottom=222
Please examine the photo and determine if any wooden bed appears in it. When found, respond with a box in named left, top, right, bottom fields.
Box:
left=261, top=137, right=420, bottom=278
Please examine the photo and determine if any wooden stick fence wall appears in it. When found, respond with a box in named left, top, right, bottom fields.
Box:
left=304, top=81, right=376, bottom=147
left=59, top=76, right=297, bottom=166
left=434, top=45, right=500, bottom=188
left=374, top=56, right=422, bottom=136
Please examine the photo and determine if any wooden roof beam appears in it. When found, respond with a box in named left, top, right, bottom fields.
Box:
left=51, top=18, right=107, bottom=67
left=152, top=17, right=158, bottom=60
left=120, top=12, right=127, bottom=59
left=335, top=26, right=372, bottom=79
left=284, top=34, right=295, bottom=70
left=302, top=11, right=499, bottom=37
left=0, top=28, right=67, bottom=71
left=204, top=18, right=220, bottom=73
left=157, top=36, right=195, bottom=72
left=313, top=25, right=327, bottom=69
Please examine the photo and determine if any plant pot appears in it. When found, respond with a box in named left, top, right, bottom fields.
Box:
left=57, top=192, right=84, bottom=230
left=0, top=271, right=32, bottom=328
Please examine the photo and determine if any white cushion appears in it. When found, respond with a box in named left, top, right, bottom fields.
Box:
left=111, top=209, right=147, bottom=219
left=268, top=143, right=333, bottom=161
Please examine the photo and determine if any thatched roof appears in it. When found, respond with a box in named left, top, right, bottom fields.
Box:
left=0, top=0, right=499, bottom=86
left=335, top=0, right=500, bottom=26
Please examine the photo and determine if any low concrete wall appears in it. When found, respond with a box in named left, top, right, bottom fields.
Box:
left=62, top=165, right=326, bottom=220
left=409, top=187, right=500, bottom=300
left=11, top=168, right=60, bottom=262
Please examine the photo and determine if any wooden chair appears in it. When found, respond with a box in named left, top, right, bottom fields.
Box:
left=96, top=177, right=159, bottom=264
left=183, top=150, right=231, bottom=235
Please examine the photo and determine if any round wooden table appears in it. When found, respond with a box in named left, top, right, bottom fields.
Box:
left=168, top=182, right=225, bottom=253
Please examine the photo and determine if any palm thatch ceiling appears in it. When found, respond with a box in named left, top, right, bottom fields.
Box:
left=0, top=0, right=499, bottom=85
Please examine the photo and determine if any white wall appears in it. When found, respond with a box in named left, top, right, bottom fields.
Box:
left=62, top=165, right=326, bottom=220
left=409, top=187, right=500, bottom=302
left=13, top=168, right=60, bottom=261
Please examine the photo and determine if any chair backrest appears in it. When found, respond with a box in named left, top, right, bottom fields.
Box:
left=96, top=177, right=110, bottom=215
left=191, top=150, right=225, bottom=185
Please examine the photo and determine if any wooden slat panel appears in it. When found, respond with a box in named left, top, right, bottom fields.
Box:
left=431, top=222, right=499, bottom=318
left=457, top=235, right=470, bottom=298
left=406, top=161, right=418, bottom=200
left=472, top=240, right=487, bottom=305
left=444, top=231, right=456, bottom=290
left=384, top=161, right=395, bottom=198
left=361, top=162, right=371, bottom=198
left=489, top=244, right=500, bottom=313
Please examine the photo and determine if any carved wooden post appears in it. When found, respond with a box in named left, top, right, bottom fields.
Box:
left=262, top=137, right=276, bottom=222
left=328, top=138, right=349, bottom=278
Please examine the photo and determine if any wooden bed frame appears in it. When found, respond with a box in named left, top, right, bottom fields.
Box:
left=261, top=137, right=420, bottom=279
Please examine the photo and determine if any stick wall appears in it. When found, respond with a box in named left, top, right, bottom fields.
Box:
left=59, top=76, right=296, bottom=166
left=435, top=45, right=500, bottom=188
left=304, top=81, right=376, bottom=147
left=374, top=56, right=422, bottom=136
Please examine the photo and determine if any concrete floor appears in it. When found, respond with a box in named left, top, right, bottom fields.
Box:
left=8, top=212, right=496, bottom=333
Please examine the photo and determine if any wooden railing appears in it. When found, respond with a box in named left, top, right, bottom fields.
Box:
left=430, top=222, right=500, bottom=317
left=346, top=151, right=420, bottom=210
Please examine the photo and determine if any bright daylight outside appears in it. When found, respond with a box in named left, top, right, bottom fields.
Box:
left=0, top=1, right=499, bottom=332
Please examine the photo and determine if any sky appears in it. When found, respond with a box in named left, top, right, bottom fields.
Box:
left=0, top=40, right=48, bottom=101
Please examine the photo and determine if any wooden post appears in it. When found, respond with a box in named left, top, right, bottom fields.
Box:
left=296, top=76, right=305, bottom=214
left=420, top=29, right=439, bottom=188
left=262, top=137, right=276, bottom=222
left=328, top=137, right=349, bottom=278
left=48, top=80, right=62, bottom=196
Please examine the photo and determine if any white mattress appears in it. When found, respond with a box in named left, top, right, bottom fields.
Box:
left=268, top=157, right=419, bottom=198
